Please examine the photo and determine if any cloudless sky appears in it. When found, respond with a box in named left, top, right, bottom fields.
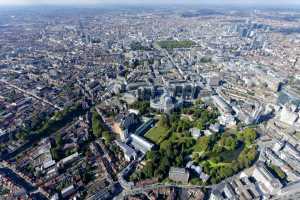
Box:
left=0, top=0, right=299, bottom=6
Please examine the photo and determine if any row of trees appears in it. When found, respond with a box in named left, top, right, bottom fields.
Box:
left=16, top=103, right=86, bottom=142
left=129, top=101, right=152, bottom=115
left=91, top=110, right=113, bottom=145
left=267, top=163, right=287, bottom=181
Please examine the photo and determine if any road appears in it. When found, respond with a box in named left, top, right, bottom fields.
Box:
left=154, top=43, right=185, bottom=79
left=0, top=79, right=63, bottom=111
left=115, top=182, right=215, bottom=199
left=0, top=162, right=48, bottom=199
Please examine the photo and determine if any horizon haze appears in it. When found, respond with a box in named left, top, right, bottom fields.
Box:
left=0, top=0, right=300, bottom=6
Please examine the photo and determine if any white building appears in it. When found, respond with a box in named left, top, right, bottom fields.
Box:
left=130, top=134, right=154, bottom=154
left=115, top=141, right=137, bottom=161
left=150, top=93, right=175, bottom=113
left=252, top=161, right=282, bottom=195
left=218, top=114, right=236, bottom=128
left=279, top=105, right=299, bottom=126
left=189, top=128, right=202, bottom=139
left=272, top=140, right=285, bottom=152
left=61, top=184, right=76, bottom=198
left=212, top=95, right=232, bottom=114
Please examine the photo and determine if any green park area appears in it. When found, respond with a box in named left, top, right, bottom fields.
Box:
left=157, top=40, right=195, bottom=50
left=145, top=123, right=169, bottom=144
left=91, top=109, right=113, bottom=145
left=191, top=128, right=258, bottom=184
left=15, top=102, right=86, bottom=142
left=130, top=101, right=258, bottom=185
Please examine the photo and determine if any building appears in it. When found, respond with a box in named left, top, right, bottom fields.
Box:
left=130, top=134, right=154, bottom=154
left=61, top=184, right=76, bottom=199
left=207, top=76, right=221, bottom=87
left=169, top=167, right=190, bottom=184
left=278, top=180, right=300, bottom=197
left=212, top=95, right=232, bottom=114
left=218, top=114, right=236, bottom=128
left=209, top=190, right=223, bottom=200
left=252, top=161, right=283, bottom=195
left=272, top=140, right=285, bottom=152
left=282, top=142, right=300, bottom=160
left=209, top=123, right=221, bottom=133
left=137, top=87, right=155, bottom=100
left=150, top=93, right=175, bottom=113
left=186, top=161, right=210, bottom=182
left=116, top=141, right=137, bottom=161
left=60, top=152, right=79, bottom=165
left=168, top=83, right=200, bottom=99
left=231, top=176, right=261, bottom=200
left=265, top=148, right=285, bottom=167
left=189, top=127, right=202, bottom=139
left=0, top=129, right=9, bottom=143
left=134, top=118, right=155, bottom=136
left=121, top=113, right=141, bottom=132
left=279, top=105, right=299, bottom=126
left=223, top=183, right=237, bottom=200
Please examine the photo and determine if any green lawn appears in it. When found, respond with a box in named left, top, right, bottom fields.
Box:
left=145, top=125, right=169, bottom=144
left=157, top=40, right=195, bottom=49
left=295, top=132, right=300, bottom=140
left=219, top=145, right=244, bottom=162
left=207, top=160, right=229, bottom=168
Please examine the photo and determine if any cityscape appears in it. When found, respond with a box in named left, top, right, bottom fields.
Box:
left=0, top=1, right=300, bottom=200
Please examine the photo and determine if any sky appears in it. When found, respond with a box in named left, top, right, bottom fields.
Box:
left=0, top=0, right=299, bottom=6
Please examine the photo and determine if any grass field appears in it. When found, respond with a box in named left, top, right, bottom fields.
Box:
left=295, top=132, right=300, bottom=140
left=144, top=125, right=169, bottom=144
left=207, top=160, right=229, bottom=168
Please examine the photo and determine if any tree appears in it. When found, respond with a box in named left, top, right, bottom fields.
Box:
left=202, top=161, right=210, bottom=174
left=177, top=118, right=192, bottom=132
left=92, top=110, right=105, bottom=138
left=212, top=145, right=223, bottom=153
left=238, top=128, right=257, bottom=146
left=146, top=150, right=160, bottom=162
left=195, top=119, right=205, bottom=130
left=130, top=172, right=141, bottom=182
left=130, top=101, right=151, bottom=115
left=238, top=146, right=257, bottom=168
left=142, top=161, right=155, bottom=178
left=175, top=154, right=184, bottom=167
left=16, top=132, right=27, bottom=141
left=194, top=136, right=210, bottom=152
left=159, top=156, right=171, bottom=173
left=55, top=133, right=63, bottom=147
left=195, top=99, right=204, bottom=105
left=158, top=114, right=170, bottom=128
left=219, top=135, right=238, bottom=151
left=51, top=148, right=60, bottom=161
left=268, top=164, right=287, bottom=181
left=219, top=166, right=234, bottom=178
left=103, top=131, right=113, bottom=145
left=170, top=113, right=180, bottom=124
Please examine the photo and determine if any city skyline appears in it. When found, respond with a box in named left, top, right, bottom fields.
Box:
left=0, top=1, right=300, bottom=200
left=1, top=0, right=300, bottom=6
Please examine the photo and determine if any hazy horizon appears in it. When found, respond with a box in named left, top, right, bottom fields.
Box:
left=1, top=0, right=300, bottom=6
